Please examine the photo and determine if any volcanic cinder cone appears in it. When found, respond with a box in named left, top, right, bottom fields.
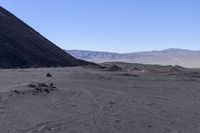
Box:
left=0, top=6, right=90, bottom=68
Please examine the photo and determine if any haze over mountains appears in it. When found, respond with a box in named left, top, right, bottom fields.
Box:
left=66, top=49, right=200, bottom=68
left=0, top=6, right=89, bottom=68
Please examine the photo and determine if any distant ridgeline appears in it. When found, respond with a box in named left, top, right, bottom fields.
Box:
left=66, top=49, right=200, bottom=68
left=0, top=6, right=90, bottom=68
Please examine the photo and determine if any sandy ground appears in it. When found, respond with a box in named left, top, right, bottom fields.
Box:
left=1, top=63, right=200, bottom=133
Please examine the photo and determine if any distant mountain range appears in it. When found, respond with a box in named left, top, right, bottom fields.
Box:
left=66, top=49, right=200, bottom=68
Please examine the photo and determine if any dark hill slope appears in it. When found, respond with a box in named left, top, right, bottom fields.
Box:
left=0, top=6, right=89, bottom=68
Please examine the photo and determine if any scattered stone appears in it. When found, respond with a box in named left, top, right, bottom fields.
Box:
left=28, top=84, right=36, bottom=88
left=1, top=106, right=5, bottom=110
left=44, top=88, right=50, bottom=93
left=146, top=124, right=152, bottom=128
left=50, top=83, right=54, bottom=87
left=49, top=83, right=57, bottom=91
left=38, top=83, right=48, bottom=87
left=109, top=101, right=115, bottom=105
left=27, top=82, right=57, bottom=95
left=35, top=87, right=42, bottom=92
left=13, top=90, right=20, bottom=94
left=9, top=89, right=25, bottom=96
left=46, top=73, right=52, bottom=77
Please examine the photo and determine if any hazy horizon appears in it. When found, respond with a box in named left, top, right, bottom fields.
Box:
left=66, top=48, right=200, bottom=53
left=0, top=0, right=200, bottom=53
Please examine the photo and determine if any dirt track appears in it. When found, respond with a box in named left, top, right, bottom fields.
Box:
left=0, top=64, right=200, bottom=133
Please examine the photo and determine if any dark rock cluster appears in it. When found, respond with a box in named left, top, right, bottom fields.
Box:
left=28, top=82, right=57, bottom=94
left=10, top=82, right=57, bottom=96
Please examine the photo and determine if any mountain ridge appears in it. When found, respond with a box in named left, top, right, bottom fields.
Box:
left=66, top=49, right=200, bottom=68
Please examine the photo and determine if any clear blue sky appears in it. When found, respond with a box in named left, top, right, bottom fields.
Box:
left=0, top=0, right=200, bottom=53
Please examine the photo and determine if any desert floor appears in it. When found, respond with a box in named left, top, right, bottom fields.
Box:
left=0, top=63, right=200, bottom=133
